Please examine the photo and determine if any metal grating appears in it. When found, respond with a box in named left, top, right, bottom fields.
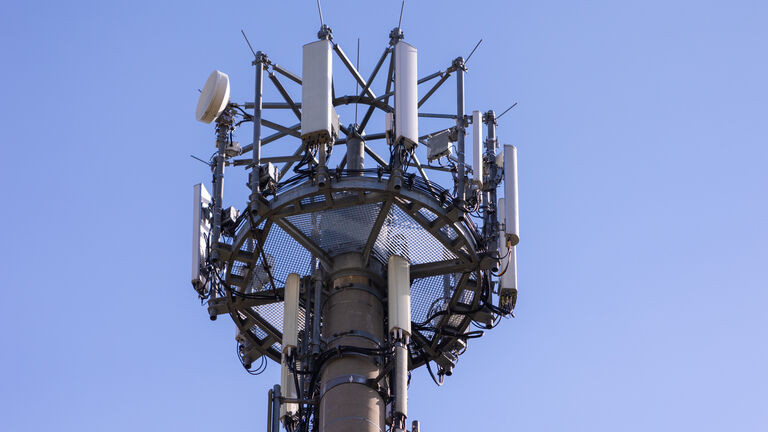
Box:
left=417, top=206, right=438, bottom=222
left=218, top=180, right=482, bottom=367
left=372, top=204, right=458, bottom=266
left=444, top=314, right=464, bottom=329
left=457, top=289, right=475, bottom=305
left=285, top=202, right=384, bottom=256
left=410, top=272, right=463, bottom=324
left=261, top=224, right=314, bottom=285
left=439, top=224, right=459, bottom=241
left=253, top=326, right=269, bottom=342
left=231, top=260, right=248, bottom=277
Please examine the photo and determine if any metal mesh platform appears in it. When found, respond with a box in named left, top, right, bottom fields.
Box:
left=215, top=174, right=485, bottom=368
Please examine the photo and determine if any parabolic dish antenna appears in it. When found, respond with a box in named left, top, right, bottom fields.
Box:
left=196, top=70, right=231, bottom=123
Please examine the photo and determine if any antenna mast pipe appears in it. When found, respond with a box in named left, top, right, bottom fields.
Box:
left=455, top=57, right=467, bottom=203
left=319, top=254, right=385, bottom=432
left=209, top=111, right=231, bottom=299
left=484, top=110, right=500, bottom=255
left=251, top=52, right=266, bottom=203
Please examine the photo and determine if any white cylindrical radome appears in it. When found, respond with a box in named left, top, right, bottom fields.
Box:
left=393, top=343, right=408, bottom=418
left=498, top=197, right=506, bottom=244
left=195, top=70, right=230, bottom=124
left=472, top=110, right=483, bottom=186
left=282, top=273, right=300, bottom=352
left=498, top=196, right=517, bottom=310
left=301, top=40, right=333, bottom=145
left=499, top=246, right=517, bottom=293
left=280, top=356, right=298, bottom=421
left=503, top=144, right=519, bottom=245
left=191, top=183, right=211, bottom=289
left=388, top=255, right=411, bottom=336
left=394, top=42, right=418, bottom=147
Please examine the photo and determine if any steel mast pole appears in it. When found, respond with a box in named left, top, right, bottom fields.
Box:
left=250, top=52, right=266, bottom=205
left=210, top=109, right=233, bottom=299
left=319, top=253, right=386, bottom=432
left=454, top=57, right=467, bottom=204
left=484, top=110, right=500, bottom=255
left=347, top=125, right=365, bottom=174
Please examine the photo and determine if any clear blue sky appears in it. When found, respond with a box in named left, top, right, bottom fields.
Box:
left=1, top=1, right=766, bottom=431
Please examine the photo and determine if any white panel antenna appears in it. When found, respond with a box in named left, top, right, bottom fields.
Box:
left=394, top=42, right=418, bottom=146
left=499, top=197, right=506, bottom=240
left=280, top=273, right=300, bottom=421
left=426, top=129, right=452, bottom=162
left=472, top=110, right=483, bottom=186
left=280, top=361, right=297, bottom=417
left=388, top=255, right=412, bottom=336
left=503, top=145, right=519, bottom=245
left=301, top=40, right=335, bottom=145
left=282, top=273, right=300, bottom=351
left=196, top=71, right=231, bottom=124
left=191, top=183, right=212, bottom=289
left=498, top=197, right=517, bottom=310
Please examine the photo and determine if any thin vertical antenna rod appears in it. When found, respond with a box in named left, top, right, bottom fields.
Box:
left=398, top=1, right=405, bottom=29
left=355, top=38, right=360, bottom=124
left=316, top=0, right=324, bottom=27
left=465, top=38, right=483, bottom=65
left=456, top=57, right=467, bottom=203
left=484, top=110, right=500, bottom=256
left=497, top=102, right=518, bottom=120
left=251, top=53, right=265, bottom=202
left=241, top=30, right=257, bottom=58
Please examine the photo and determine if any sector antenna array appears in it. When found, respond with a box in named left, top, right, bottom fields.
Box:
left=191, top=19, right=520, bottom=432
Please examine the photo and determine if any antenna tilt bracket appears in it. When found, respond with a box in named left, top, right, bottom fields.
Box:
left=452, top=56, right=467, bottom=72
left=389, top=27, right=404, bottom=45
left=252, top=51, right=269, bottom=66
left=317, top=24, right=333, bottom=40
left=483, top=110, right=497, bottom=126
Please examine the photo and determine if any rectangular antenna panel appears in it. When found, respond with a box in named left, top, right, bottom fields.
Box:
left=280, top=358, right=298, bottom=419
left=301, top=40, right=333, bottom=145
left=427, top=129, right=452, bottom=161
left=280, top=272, right=300, bottom=420
left=282, top=273, right=300, bottom=351
left=503, top=145, right=519, bottom=245
left=394, top=42, right=418, bottom=146
left=498, top=197, right=517, bottom=309
left=191, top=183, right=211, bottom=289
left=388, top=255, right=412, bottom=335
left=472, top=110, right=483, bottom=186
left=499, top=246, right=517, bottom=300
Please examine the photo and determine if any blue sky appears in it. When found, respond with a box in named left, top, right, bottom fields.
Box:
left=1, top=1, right=766, bottom=431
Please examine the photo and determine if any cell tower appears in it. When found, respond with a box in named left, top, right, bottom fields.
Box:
left=191, top=9, right=519, bottom=432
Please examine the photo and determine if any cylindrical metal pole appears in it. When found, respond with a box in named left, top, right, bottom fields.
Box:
left=271, top=384, right=281, bottom=432
left=319, top=253, right=385, bottom=432
left=251, top=53, right=265, bottom=202
left=312, top=277, right=323, bottom=355
left=267, top=388, right=274, bottom=432
left=455, top=57, right=466, bottom=203
left=347, top=129, right=365, bottom=175
left=485, top=110, right=499, bottom=255
left=209, top=112, right=231, bottom=299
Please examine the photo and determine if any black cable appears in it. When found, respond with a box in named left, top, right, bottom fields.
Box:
left=424, top=357, right=443, bottom=387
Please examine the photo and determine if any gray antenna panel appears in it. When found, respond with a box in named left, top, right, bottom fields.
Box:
left=191, top=183, right=211, bottom=289
left=301, top=40, right=334, bottom=145
left=394, top=41, right=418, bottom=146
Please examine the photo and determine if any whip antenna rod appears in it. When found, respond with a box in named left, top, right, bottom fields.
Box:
left=398, top=1, right=405, bottom=29
left=355, top=37, right=360, bottom=124
left=465, top=38, right=483, bottom=64
left=240, top=29, right=257, bottom=58
left=497, top=102, right=518, bottom=120
left=317, top=0, right=324, bottom=27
